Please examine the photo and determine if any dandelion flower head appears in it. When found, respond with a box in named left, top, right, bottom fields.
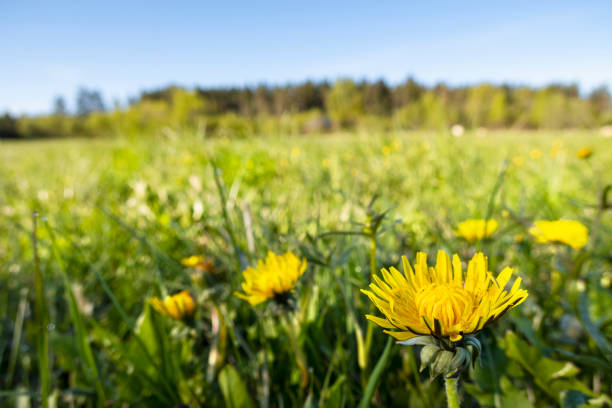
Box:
left=362, top=250, right=528, bottom=342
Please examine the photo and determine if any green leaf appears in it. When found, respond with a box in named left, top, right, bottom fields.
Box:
left=90, top=323, right=175, bottom=405
left=561, top=390, right=589, bottom=408
left=578, top=290, right=612, bottom=363
left=511, top=315, right=548, bottom=352
left=552, top=347, right=612, bottom=372
left=87, top=259, right=182, bottom=404
left=45, top=222, right=106, bottom=405
left=504, top=332, right=592, bottom=401
left=499, top=376, right=533, bottom=408
left=302, top=393, right=316, bottom=408
left=218, top=365, right=255, bottom=408
left=324, top=375, right=347, bottom=408
left=135, top=304, right=181, bottom=386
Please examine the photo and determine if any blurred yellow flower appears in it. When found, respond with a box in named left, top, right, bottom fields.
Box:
left=576, top=147, right=593, bottom=160
left=549, top=139, right=564, bottom=158
left=382, top=139, right=402, bottom=156
left=455, top=219, right=498, bottom=242
left=514, top=234, right=523, bottom=243
left=235, top=251, right=307, bottom=306
left=530, top=149, right=542, bottom=159
left=362, top=250, right=528, bottom=342
left=529, top=220, right=589, bottom=250
left=182, top=255, right=215, bottom=275
left=150, top=291, right=195, bottom=321
left=512, top=156, right=525, bottom=167
left=601, top=272, right=612, bottom=289
left=501, top=210, right=510, bottom=218
left=182, top=255, right=204, bottom=267
left=321, top=158, right=330, bottom=168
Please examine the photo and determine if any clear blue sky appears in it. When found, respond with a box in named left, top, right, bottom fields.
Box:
left=2, top=1, right=611, bottom=115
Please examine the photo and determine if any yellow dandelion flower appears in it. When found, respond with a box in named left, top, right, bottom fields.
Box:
left=181, top=255, right=214, bottom=272
left=150, top=291, right=195, bottom=321
left=530, top=149, right=542, bottom=159
left=181, top=255, right=205, bottom=267
left=576, top=147, right=593, bottom=160
left=512, top=156, right=525, bottom=167
left=501, top=210, right=510, bottom=218
left=529, top=220, right=589, bottom=250
left=455, top=219, right=498, bottom=242
left=514, top=234, right=523, bottom=243
left=362, top=250, right=528, bottom=342
left=549, top=139, right=564, bottom=158
left=235, top=251, right=307, bottom=306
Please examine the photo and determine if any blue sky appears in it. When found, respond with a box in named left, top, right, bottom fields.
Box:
left=1, top=1, right=611, bottom=115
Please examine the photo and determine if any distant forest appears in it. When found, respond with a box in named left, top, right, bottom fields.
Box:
left=2, top=78, right=611, bottom=139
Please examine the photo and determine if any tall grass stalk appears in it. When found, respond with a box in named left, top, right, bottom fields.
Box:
left=44, top=221, right=106, bottom=406
left=6, top=289, right=28, bottom=387
left=32, top=212, right=50, bottom=408
left=212, top=163, right=247, bottom=270
left=363, top=221, right=378, bottom=381
left=357, top=337, right=393, bottom=408
left=89, top=262, right=183, bottom=403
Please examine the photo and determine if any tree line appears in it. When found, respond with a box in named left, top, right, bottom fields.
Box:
left=2, top=78, right=611, bottom=139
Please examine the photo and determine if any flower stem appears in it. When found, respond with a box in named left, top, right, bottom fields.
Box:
left=369, top=234, right=377, bottom=277
left=281, top=313, right=309, bottom=389
left=362, top=235, right=377, bottom=381
left=445, top=376, right=460, bottom=408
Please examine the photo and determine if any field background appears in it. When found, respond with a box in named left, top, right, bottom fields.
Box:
left=1, top=129, right=611, bottom=407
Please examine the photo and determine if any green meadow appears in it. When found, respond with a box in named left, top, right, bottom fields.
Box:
left=1, top=129, right=611, bottom=407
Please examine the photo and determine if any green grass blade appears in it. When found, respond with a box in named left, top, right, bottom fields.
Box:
left=578, top=290, right=612, bottom=363
left=99, top=207, right=180, bottom=295
left=44, top=221, right=106, bottom=406
left=6, top=288, right=28, bottom=387
left=357, top=337, right=393, bottom=408
left=87, top=259, right=182, bottom=403
left=218, top=364, right=255, bottom=408
left=211, top=162, right=248, bottom=270
left=32, top=212, right=50, bottom=408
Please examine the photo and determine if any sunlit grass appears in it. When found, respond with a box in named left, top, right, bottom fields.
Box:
left=1, top=129, right=611, bottom=406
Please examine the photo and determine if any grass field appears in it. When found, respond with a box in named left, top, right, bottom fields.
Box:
left=1, top=129, right=611, bottom=407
